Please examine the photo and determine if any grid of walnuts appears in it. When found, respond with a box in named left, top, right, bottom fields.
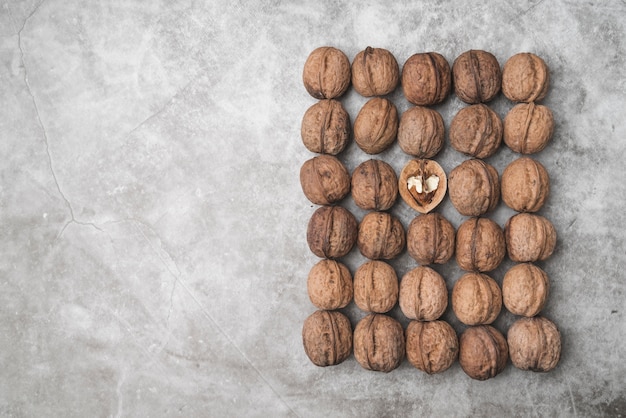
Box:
left=299, top=46, right=561, bottom=380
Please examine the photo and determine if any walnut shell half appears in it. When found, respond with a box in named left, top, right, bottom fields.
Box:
left=301, top=99, right=350, bottom=155
left=406, top=320, right=458, bottom=374
left=459, top=325, right=508, bottom=380
left=399, top=266, right=448, bottom=321
left=505, top=213, right=556, bottom=262
left=507, top=316, right=561, bottom=372
left=502, top=52, right=549, bottom=103
left=353, top=260, right=398, bottom=313
left=501, top=157, right=550, bottom=213
left=351, top=159, right=398, bottom=211
left=402, top=52, right=451, bottom=106
left=300, top=155, right=350, bottom=206
left=399, top=159, right=447, bottom=214
left=302, top=310, right=353, bottom=367
left=307, top=259, right=353, bottom=310
left=302, top=46, right=351, bottom=99
left=354, top=313, right=405, bottom=372
left=452, top=50, right=502, bottom=104
left=449, top=159, right=500, bottom=217
left=504, top=103, right=554, bottom=154
left=455, top=217, right=505, bottom=272
left=452, top=272, right=502, bottom=325
left=449, top=104, right=503, bottom=159
left=357, top=211, right=406, bottom=260
left=307, top=206, right=357, bottom=259
left=397, top=106, right=445, bottom=158
left=351, top=46, right=399, bottom=97
left=502, top=263, right=549, bottom=317
left=407, top=213, right=456, bottom=265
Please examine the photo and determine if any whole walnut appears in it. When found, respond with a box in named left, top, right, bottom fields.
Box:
left=302, top=310, right=353, bottom=367
left=307, top=206, right=357, bottom=259
left=407, top=213, right=455, bottom=265
left=301, top=99, right=350, bottom=155
left=452, top=272, right=502, bottom=325
left=300, top=155, right=350, bottom=205
left=302, top=46, right=351, bottom=99
left=354, top=97, right=398, bottom=154
left=449, top=159, right=500, bottom=217
left=357, top=211, right=405, bottom=260
left=402, top=52, right=451, bottom=106
left=353, top=313, right=405, bottom=372
left=502, top=52, right=549, bottom=103
left=406, top=320, right=458, bottom=374
left=501, top=157, right=550, bottom=212
left=449, top=104, right=503, bottom=159
left=307, top=259, right=353, bottom=310
left=504, top=103, right=554, bottom=154
left=452, top=50, right=501, bottom=104
left=399, top=159, right=447, bottom=214
left=459, top=325, right=508, bottom=380
left=353, top=260, right=398, bottom=313
left=455, top=217, right=506, bottom=272
left=397, top=106, right=445, bottom=158
left=351, top=47, right=399, bottom=97
left=502, top=263, right=549, bottom=317
left=507, top=316, right=561, bottom=372
left=399, top=266, right=448, bottom=321
left=351, top=159, right=398, bottom=211
left=505, top=213, right=556, bottom=262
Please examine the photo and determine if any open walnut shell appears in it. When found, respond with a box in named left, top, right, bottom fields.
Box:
left=399, top=159, right=447, bottom=213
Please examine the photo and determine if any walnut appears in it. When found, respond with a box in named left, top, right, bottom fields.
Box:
left=455, top=217, right=506, bottom=272
left=507, top=316, right=561, bottom=372
left=402, top=52, right=451, bottom=106
left=452, top=50, right=501, bottom=104
left=300, top=155, right=350, bottom=205
left=301, top=99, right=350, bottom=155
left=399, top=159, right=447, bottom=214
left=449, top=104, right=503, bottom=159
left=505, top=213, right=556, bottom=262
left=302, top=46, right=351, bottom=99
left=354, top=97, right=398, bottom=154
left=353, top=313, right=405, bottom=372
left=351, top=47, right=399, bottom=97
left=452, top=272, right=502, bottom=325
left=502, top=263, right=549, bottom=317
left=504, top=103, right=554, bottom=154
left=353, top=260, right=398, bottom=313
left=307, top=206, right=357, bottom=259
left=449, top=159, right=500, bottom=217
left=351, top=159, right=398, bottom=211
left=307, top=259, right=353, bottom=310
left=399, top=266, right=448, bottom=321
left=397, top=106, right=445, bottom=158
left=502, top=52, right=549, bottom=103
left=501, top=157, right=550, bottom=212
left=406, top=320, right=458, bottom=374
left=459, top=325, right=508, bottom=380
left=407, top=213, right=455, bottom=265
left=302, top=310, right=353, bottom=367
left=357, top=211, right=405, bottom=260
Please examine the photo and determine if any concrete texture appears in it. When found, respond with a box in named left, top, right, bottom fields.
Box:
left=1, top=0, right=625, bottom=416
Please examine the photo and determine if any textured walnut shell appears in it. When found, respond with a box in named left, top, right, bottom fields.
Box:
left=307, top=259, right=353, bottom=310
left=302, top=310, right=353, bottom=367
left=455, top=217, right=506, bottom=272
left=407, top=213, right=455, bottom=265
left=399, top=159, right=447, bottom=214
left=402, top=52, right=451, bottom=106
left=302, top=46, right=351, bottom=99
left=351, top=47, right=399, bottom=97
left=452, top=272, right=502, bottom=325
left=354, top=97, right=398, bottom=154
left=406, top=320, right=458, bottom=374
left=397, top=106, right=445, bottom=158
left=449, top=104, right=503, bottom=159
left=351, top=159, right=398, bottom=211
left=354, top=260, right=398, bottom=313
left=357, top=211, right=405, bottom=260
left=301, top=99, right=350, bottom=155
left=504, top=103, right=554, bottom=154
left=399, top=266, right=448, bottom=321
left=300, top=155, right=350, bottom=205
left=502, top=53, right=549, bottom=103
left=459, top=325, right=508, bottom=380
left=501, top=157, right=550, bottom=212
left=505, top=213, right=556, bottom=262
left=307, top=206, right=357, bottom=259
left=354, top=313, right=405, bottom=372
left=452, top=50, right=501, bottom=104
left=449, top=159, right=500, bottom=217
left=507, top=316, right=561, bottom=372
left=502, top=263, right=549, bottom=317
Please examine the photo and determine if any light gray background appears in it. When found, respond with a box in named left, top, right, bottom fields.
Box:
left=1, top=0, right=625, bottom=416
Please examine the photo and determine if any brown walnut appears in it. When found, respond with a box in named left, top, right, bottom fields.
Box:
left=504, top=103, right=554, bottom=154
left=406, top=320, right=458, bottom=374
left=502, top=52, right=549, bottom=103
left=501, top=157, right=550, bottom=212
left=301, top=99, right=350, bottom=155
left=397, top=106, right=445, bottom=158
left=307, top=259, right=353, bottom=310
left=307, top=206, right=357, bottom=259
left=455, top=217, right=506, bottom=272
left=351, top=159, right=398, bottom=211
left=402, top=52, right=451, bottom=106
left=302, top=310, right=353, bottom=367
left=357, top=211, right=405, bottom=260
left=351, top=47, right=399, bottom=97
left=449, top=104, right=503, bottom=159
left=459, top=325, right=508, bottom=380
left=505, top=213, right=556, bottom=262
left=502, top=263, right=549, bottom=317
left=407, top=213, right=455, bottom=265
left=353, top=313, right=405, bottom=372
left=449, top=159, right=500, bottom=217
left=353, top=260, right=398, bottom=313
left=452, top=272, right=502, bottom=325
left=507, top=316, right=561, bottom=372
left=452, top=50, right=502, bottom=104
left=302, top=46, right=351, bottom=99
left=399, top=159, right=447, bottom=214
left=300, top=155, right=350, bottom=206
left=399, top=266, right=448, bottom=321
left=354, top=97, right=398, bottom=154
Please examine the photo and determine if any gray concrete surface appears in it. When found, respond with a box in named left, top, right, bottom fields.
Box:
left=1, top=0, right=625, bottom=416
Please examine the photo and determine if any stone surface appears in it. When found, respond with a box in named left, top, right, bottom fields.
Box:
left=1, top=0, right=625, bottom=416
